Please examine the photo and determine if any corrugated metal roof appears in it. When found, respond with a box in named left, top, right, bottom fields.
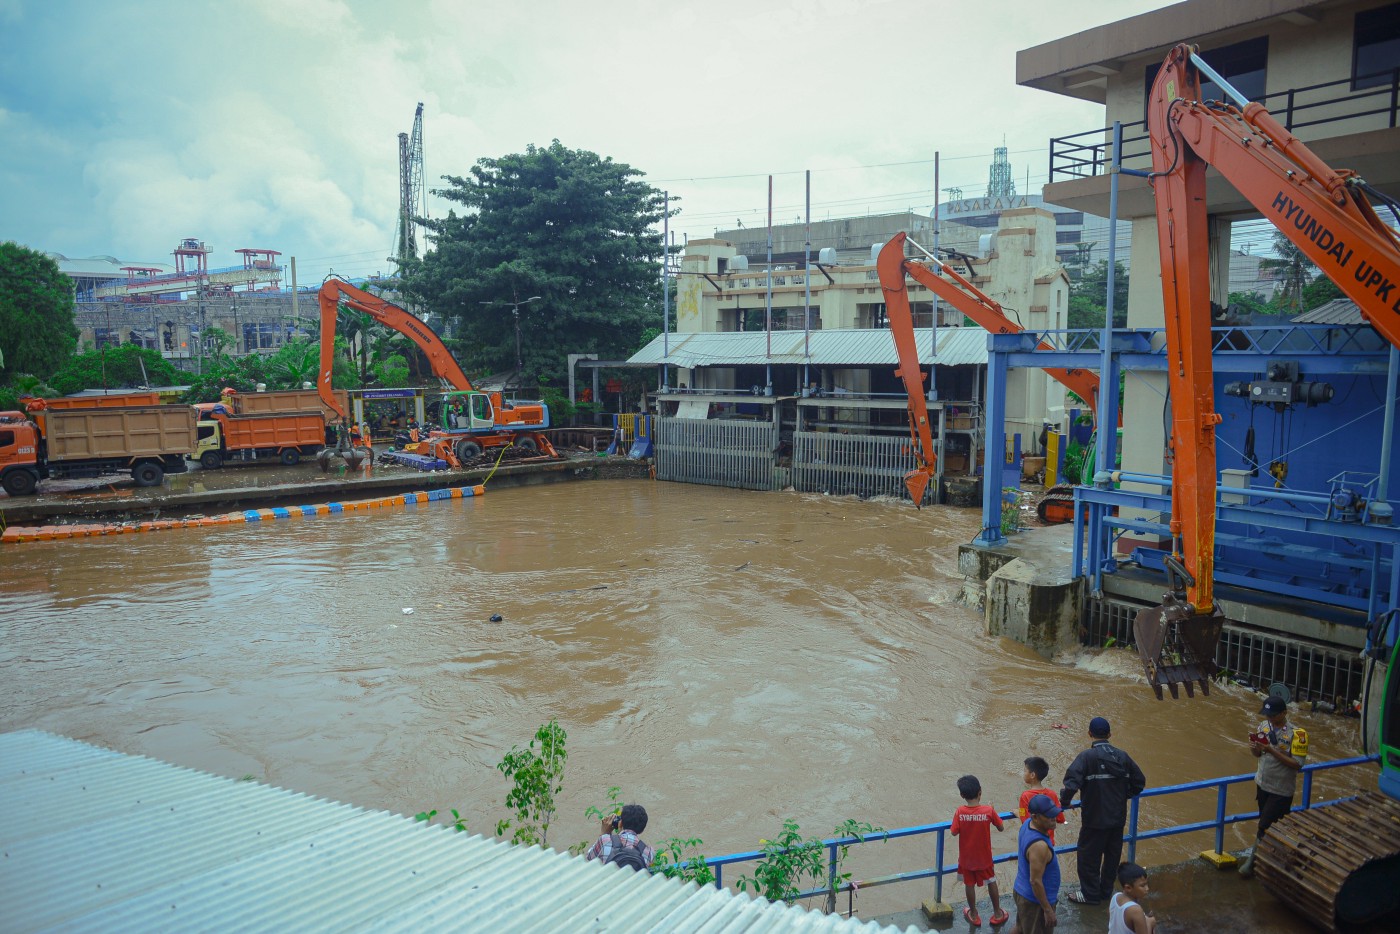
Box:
left=45, top=253, right=175, bottom=278
left=1292, top=299, right=1363, bottom=325
left=0, top=730, right=914, bottom=933
left=628, top=327, right=988, bottom=368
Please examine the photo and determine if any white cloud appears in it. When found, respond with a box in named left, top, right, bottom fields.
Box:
left=2, top=0, right=1178, bottom=278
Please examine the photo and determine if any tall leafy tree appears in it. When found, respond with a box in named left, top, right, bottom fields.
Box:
left=0, top=241, right=79, bottom=382
left=1068, top=259, right=1130, bottom=329
left=406, top=141, right=670, bottom=386
left=1259, top=230, right=1314, bottom=313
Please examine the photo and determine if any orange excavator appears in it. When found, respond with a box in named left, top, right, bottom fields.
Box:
left=1134, top=42, right=1400, bottom=703
left=876, top=232, right=1101, bottom=513
left=315, top=278, right=557, bottom=470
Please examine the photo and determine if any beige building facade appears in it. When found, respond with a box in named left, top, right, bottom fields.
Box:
left=1019, top=0, right=1400, bottom=496
left=675, top=207, right=1074, bottom=440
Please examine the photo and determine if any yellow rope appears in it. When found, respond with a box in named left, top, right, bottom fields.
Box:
left=480, top=441, right=513, bottom=487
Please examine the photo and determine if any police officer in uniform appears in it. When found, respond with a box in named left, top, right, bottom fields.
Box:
left=1239, top=695, right=1308, bottom=878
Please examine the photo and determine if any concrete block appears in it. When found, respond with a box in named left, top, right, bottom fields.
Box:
left=921, top=900, right=955, bottom=921
left=1198, top=849, right=1239, bottom=870
left=985, top=557, right=1084, bottom=658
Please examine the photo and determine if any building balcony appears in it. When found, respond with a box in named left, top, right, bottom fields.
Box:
left=1043, top=68, right=1400, bottom=219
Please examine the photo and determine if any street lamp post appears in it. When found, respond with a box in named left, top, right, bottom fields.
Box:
left=479, top=295, right=542, bottom=390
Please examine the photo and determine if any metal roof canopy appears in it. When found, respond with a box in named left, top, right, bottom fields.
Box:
left=628, top=328, right=988, bottom=369
left=0, top=730, right=912, bottom=934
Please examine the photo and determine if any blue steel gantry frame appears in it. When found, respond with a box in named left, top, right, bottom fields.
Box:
left=974, top=323, right=1400, bottom=627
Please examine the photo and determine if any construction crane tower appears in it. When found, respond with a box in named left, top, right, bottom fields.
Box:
left=393, top=102, right=427, bottom=268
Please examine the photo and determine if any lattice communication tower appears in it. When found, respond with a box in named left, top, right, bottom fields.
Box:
left=985, top=145, right=1016, bottom=199
left=394, top=102, right=427, bottom=268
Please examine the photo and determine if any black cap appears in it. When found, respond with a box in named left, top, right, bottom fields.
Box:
left=1260, top=696, right=1287, bottom=716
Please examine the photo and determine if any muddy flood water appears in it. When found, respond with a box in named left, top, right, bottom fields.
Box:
left=0, top=479, right=1374, bottom=923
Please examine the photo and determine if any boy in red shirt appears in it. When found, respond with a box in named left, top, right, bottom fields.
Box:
left=1017, top=756, right=1067, bottom=844
left=952, top=774, right=1008, bottom=926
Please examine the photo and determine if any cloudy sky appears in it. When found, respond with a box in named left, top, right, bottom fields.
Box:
left=0, top=0, right=1175, bottom=283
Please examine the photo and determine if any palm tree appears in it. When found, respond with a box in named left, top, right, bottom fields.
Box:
left=1259, top=230, right=1315, bottom=314
left=265, top=340, right=320, bottom=389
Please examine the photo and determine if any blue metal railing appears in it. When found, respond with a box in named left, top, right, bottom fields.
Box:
left=703, top=755, right=1378, bottom=911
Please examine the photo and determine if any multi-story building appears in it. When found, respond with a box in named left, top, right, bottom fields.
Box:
left=1018, top=0, right=1400, bottom=492
left=653, top=204, right=1073, bottom=455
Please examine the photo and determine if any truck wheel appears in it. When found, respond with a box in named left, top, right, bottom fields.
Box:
left=455, top=440, right=482, bottom=463
left=514, top=436, right=539, bottom=454
left=132, top=462, right=164, bottom=487
left=200, top=451, right=224, bottom=470
left=2, top=470, right=38, bottom=497
left=280, top=448, right=301, bottom=466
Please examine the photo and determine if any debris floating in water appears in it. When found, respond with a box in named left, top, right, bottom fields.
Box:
left=490, top=614, right=503, bottom=622
left=402, top=608, right=414, bottom=615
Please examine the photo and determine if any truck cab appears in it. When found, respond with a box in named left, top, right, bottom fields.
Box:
left=0, top=412, right=43, bottom=497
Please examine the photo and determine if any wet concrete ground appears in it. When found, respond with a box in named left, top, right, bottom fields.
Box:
left=872, top=854, right=1393, bottom=933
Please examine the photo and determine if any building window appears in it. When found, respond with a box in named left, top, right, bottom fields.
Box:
left=1354, top=3, right=1400, bottom=89
left=1056, top=230, right=1082, bottom=244
left=1145, top=36, right=1268, bottom=112
left=1054, top=212, right=1084, bottom=226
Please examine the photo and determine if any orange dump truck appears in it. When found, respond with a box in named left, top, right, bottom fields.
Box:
left=226, top=388, right=348, bottom=421
left=192, top=408, right=329, bottom=469
left=0, top=404, right=196, bottom=496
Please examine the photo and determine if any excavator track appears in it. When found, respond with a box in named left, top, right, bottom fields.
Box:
left=1256, top=791, right=1400, bottom=931
left=1036, top=486, right=1078, bottom=524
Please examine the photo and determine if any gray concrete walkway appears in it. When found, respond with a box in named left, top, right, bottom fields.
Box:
left=871, top=856, right=1393, bottom=933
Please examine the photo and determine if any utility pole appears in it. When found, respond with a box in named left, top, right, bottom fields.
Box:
left=479, top=294, right=541, bottom=392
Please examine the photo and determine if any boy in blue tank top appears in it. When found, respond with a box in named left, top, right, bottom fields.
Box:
left=1012, top=794, right=1061, bottom=934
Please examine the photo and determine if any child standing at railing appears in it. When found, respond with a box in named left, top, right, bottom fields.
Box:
left=952, top=775, right=1009, bottom=927
left=1017, top=757, right=1067, bottom=844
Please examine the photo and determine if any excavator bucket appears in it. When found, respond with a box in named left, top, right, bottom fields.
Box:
left=1132, top=594, right=1225, bottom=699
left=903, top=469, right=931, bottom=509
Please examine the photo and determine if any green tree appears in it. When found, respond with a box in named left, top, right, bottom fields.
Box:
left=1258, top=230, right=1313, bottom=314
left=0, top=242, right=79, bottom=382
left=1067, top=260, right=1129, bottom=330
left=1227, top=290, right=1272, bottom=316
left=264, top=340, right=321, bottom=389
left=49, top=344, right=180, bottom=395
left=406, top=141, right=672, bottom=386
left=1300, top=273, right=1344, bottom=310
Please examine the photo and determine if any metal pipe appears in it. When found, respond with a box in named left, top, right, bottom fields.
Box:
left=1188, top=52, right=1251, bottom=108
left=930, top=151, right=939, bottom=394
left=804, top=170, right=811, bottom=391
left=1378, top=346, right=1397, bottom=502
left=663, top=190, right=670, bottom=389
left=1097, top=122, right=1123, bottom=477
left=765, top=175, right=773, bottom=395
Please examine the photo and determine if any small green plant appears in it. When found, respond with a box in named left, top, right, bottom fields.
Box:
left=415, top=808, right=469, bottom=833
left=495, top=719, right=567, bottom=847
left=737, top=819, right=825, bottom=904
left=1104, top=636, right=1117, bottom=648
left=569, top=785, right=624, bottom=857
left=652, top=836, right=716, bottom=887
left=1001, top=488, right=1025, bottom=535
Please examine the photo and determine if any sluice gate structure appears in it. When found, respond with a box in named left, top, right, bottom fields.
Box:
left=652, top=392, right=975, bottom=505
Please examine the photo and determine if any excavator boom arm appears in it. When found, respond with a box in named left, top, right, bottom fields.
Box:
left=316, top=278, right=473, bottom=422
left=875, top=235, right=940, bottom=505
left=1137, top=43, right=1400, bottom=699
left=880, top=235, right=1103, bottom=413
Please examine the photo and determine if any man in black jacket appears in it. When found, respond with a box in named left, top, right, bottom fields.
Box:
left=1059, top=716, right=1147, bottom=905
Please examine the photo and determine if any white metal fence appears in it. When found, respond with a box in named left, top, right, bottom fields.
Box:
left=654, top=419, right=778, bottom=491
left=792, top=431, right=931, bottom=504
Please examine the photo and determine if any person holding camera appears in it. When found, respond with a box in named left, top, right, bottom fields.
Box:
left=583, top=803, right=654, bottom=872
left=1239, top=696, right=1307, bottom=878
